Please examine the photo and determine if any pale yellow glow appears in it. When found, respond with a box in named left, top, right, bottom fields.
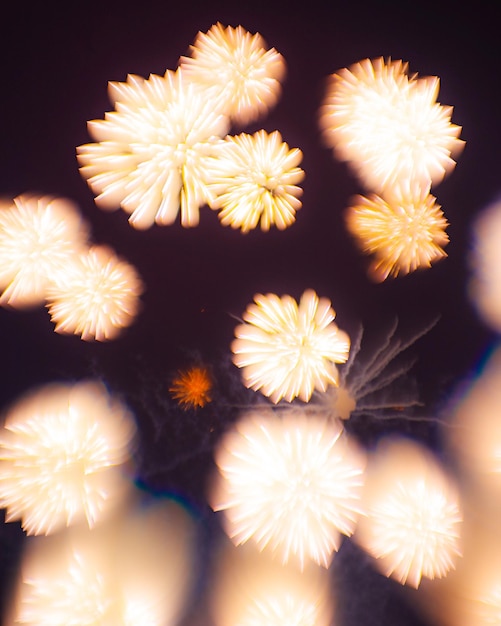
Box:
left=77, top=68, right=229, bottom=229
left=210, top=543, right=333, bottom=626
left=0, top=194, right=89, bottom=308
left=345, top=186, right=449, bottom=281
left=468, top=200, right=501, bottom=333
left=5, top=497, right=195, bottom=625
left=180, top=23, right=286, bottom=126
left=208, top=130, right=304, bottom=232
left=0, top=382, right=136, bottom=535
left=45, top=244, right=144, bottom=341
left=355, top=438, right=462, bottom=588
left=210, top=409, right=366, bottom=568
left=319, top=57, right=464, bottom=193
left=232, top=289, right=350, bottom=403
left=449, top=345, right=501, bottom=485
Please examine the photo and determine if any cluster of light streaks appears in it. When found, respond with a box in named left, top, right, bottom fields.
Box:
left=78, top=25, right=299, bottom=233
left=207, top=130, right=304, bottom=232
left=179, top=22, right=286, bottom=125
left=232, top=289, right=350, bottom=403
left=169, top=365, right=213, bottom=409
left=319, top=57, right=463, bottom=280
left=355, top=438, right=462, bottom=588
left=0, top=382, right=136, bottom=535
left=210, top=409, right=366, bottom=569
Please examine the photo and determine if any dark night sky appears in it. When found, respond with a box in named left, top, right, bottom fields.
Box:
left=0, top=1, right=500, bottom=624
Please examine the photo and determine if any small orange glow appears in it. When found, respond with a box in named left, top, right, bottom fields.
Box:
left=169, top=366, right=213, bottom=410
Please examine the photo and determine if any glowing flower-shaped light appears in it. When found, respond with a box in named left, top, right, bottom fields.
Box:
left=319, top=57, right=464, bottom=193
left=356, top=438, right=462, bottom=588
left=345, top=187, right=449, bottom=281
left=180, top=23, right=286, bottom=126
left=45, top=244, right=144, bottom=341
left=0, top=382, right=136, bottom=535
left=210, top=410, right=366, bottom=568
left=169, top=366, right=213, bottom=409
left=232, top=290, right=350, bottom=403
left=208, top=130, right=304, bottom=232
left=0, top=195, right=89, bottom=308
left=77, top=69, right=229, bottom=229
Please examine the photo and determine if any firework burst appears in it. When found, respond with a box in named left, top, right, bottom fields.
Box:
left=0, top=382, right=136, bottom=535
left=45, top=244, right=144, bottom=341
left=319, top=57, right=464, bottom=193
left=77, top=69, right=229, bottom=229
left=211, top=409, right=366, bottom=568
left=208, top=130, right=304, bottom=232
left=345, top=186, right=449, bottom=281
left=232, top=290, right=350, bottom=403
left=180, top=23, right=286, bottom=126
left=169, top=366, right=213, bottom=409
left=0, top=195, right=89, bottom=308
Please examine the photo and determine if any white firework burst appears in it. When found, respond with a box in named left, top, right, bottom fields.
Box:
left=356, top=438, right=462, bottom=588
left=45, top=244, right=144, bottom=342
left=208, top=130, right=304, bottom=232
left=0, top=195, right=89, bottom=308
left=232, top=289, right=350, bottom=403
left=180, top=23, right=286, bottom=125
left=319, top=57, right=464, bottom=193
left=77, top=68, right=229, bottom=229
left=211, top=409, right=366, bottom=568
left=0, top=382, right=136, bottom=535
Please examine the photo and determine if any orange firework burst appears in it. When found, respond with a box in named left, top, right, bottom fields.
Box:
left=169, top=366, right=213, bottom=410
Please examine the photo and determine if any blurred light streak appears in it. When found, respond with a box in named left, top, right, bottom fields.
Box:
left=468, top=198, right=501, bottom=333
left=447, top=344, right=501, bottom=488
